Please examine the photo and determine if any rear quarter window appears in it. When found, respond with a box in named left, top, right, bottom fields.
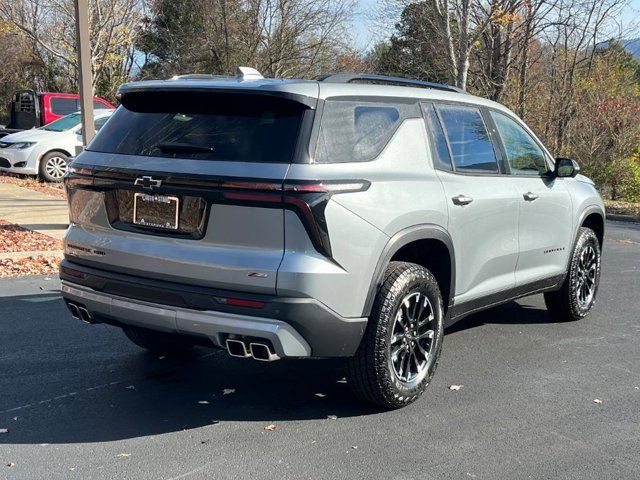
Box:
left=314, top=99, right=420, bottom=163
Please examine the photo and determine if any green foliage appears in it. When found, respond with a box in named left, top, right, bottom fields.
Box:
left=370, top=2, right=450, bottom=84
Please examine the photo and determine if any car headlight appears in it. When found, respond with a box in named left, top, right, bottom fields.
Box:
left=10, top=142, right=36, bottom=150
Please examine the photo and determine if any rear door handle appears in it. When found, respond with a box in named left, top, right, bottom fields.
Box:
left=452, top=194, right=474, bottom=206
left=523, top=192, right=539, bottom=201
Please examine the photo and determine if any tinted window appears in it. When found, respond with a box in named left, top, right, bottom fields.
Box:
left=436, top=104, right=498, bottom=173
left=93, top=100, right=110, bottom=110
left=88, top=92, right=307, bottom=163
left=94, top=116, right=109, bottom=131
left=42, top=113, right=81, bottom=131
left=490, top=111, right=548, bottom=175
left=422, top=103, right=452, bottom=170
left=315, top=99, right=419, bottom=163
left=50, top=98, right=79, bottom=116
left=78, top=116, right=110, bottom=136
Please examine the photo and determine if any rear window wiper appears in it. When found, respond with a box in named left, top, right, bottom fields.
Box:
left=153, top=142, right=214, bottom=154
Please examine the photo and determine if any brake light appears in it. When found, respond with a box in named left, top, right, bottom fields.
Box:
left=283, top=181, right=369, bottom=193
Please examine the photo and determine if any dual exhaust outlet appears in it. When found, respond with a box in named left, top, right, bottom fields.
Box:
left=67, top=301, right=278, bottom=361
left=226, top=338, right=280, bottom=361
left=66, top=301, right=92, bottom=323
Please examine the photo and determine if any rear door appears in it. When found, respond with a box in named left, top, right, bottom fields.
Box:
left=65, top=90, right=313, bottom=294
left=428, top=103, right=520, bottom=306
left=487, top=109, right=573, bottom=285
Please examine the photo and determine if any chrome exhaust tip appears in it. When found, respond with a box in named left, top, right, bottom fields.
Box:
left=67, top=302, right=80, bottom=319
left=226, top=339, right=251, bottom=358
left=249, top=342, right=280, bottom=362
left=77, top=306, right=92, bottom=323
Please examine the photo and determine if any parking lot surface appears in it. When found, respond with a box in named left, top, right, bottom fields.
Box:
left=0, top=221, right=638, bottom=480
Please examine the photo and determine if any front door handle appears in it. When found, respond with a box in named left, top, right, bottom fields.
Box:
left=452, top=194, right=474, bottom=206
left=523, top=192, right=539, bottom=201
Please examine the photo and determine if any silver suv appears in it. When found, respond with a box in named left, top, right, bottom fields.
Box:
left=60, top=68, right=605, bottom=409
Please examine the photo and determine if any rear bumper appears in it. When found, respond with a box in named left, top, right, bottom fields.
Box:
left=59, top=259, right=367, bottom=357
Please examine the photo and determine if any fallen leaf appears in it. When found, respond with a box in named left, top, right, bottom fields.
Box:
left=222, top=388, right=235, bottom=395
left=593, top=398, right=603, bottom=405
left=116, top=453, right=131, bottom=458
left=264, top=424, right=277, bottom=431
left=326, top=415, right=338, bottom=420
left=0, top=428, right=8, bottom=434
left=198, top=400, right=210, bottom=405
left=449, top=384, right=463, bottom=391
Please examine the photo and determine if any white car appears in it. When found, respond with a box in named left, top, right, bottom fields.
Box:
left=0, top=110, right=113, bottom=182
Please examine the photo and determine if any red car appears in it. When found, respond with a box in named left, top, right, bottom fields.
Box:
left=0, top=90, right=115, bottom=138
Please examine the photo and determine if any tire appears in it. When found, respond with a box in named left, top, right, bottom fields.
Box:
left=346, top=261, right=445, bottom=409
left=39, top=151, right=69, bottom=183
left=544, top=227, right=601, bottom=322
left=123, top=326, right=195, bottom=354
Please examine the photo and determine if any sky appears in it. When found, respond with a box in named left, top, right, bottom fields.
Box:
left=352, top=0, right=640, bottom=52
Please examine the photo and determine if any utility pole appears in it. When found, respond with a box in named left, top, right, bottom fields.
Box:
left=74, top=0, right=94, bottom=146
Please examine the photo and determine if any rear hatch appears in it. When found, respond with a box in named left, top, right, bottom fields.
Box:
left=64, top=86, right=316, bottom=295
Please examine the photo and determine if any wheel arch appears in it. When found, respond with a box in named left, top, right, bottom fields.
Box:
left=39, top=148, right=73, bottom=164
left=362, top=224, right=455, bottom=317
left=562, top=205, right=605, bottom=274
left=580, top=208, right=605, bottom=247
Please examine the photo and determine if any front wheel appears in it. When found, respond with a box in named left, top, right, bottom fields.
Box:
left=346, top=262, right=445, bottom=409
left=39, top=151, right=69, bottom=183
left=544, top=227, right=601, bottom=322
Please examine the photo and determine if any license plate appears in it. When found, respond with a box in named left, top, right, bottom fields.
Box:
left=133, top=193, right=179, bottom=230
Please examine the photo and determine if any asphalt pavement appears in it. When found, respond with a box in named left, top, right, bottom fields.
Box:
left=0, top=221, right=638, bottom=480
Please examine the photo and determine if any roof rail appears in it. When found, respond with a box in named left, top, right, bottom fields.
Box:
left=316, top=73, right=465, bottom=94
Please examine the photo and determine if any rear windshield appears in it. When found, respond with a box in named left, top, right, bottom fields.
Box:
left=88, top=92, right=308, bottom=163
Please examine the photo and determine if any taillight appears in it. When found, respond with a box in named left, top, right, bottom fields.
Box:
left=283, top=181, right=369, bottom=193
left=220, top=179, right=369, bottom=258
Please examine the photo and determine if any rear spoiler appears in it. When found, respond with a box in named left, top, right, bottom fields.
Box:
left=116, top=80, right=319, bottom=109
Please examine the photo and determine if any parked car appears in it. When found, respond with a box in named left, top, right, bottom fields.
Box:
left=0, top=110, right=113, bottom=182
left=60, top=68, right=605, bottom=409
left=0, top=90, right=114, bottom=139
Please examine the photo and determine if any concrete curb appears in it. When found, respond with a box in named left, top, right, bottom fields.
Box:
left=607, top=213, right=640, bottom=224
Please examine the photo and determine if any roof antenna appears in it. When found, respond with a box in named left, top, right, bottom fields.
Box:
left=236, top=67, right=264, bottom=81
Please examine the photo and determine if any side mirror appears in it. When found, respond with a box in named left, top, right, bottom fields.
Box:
left=555, top=157, right=580, bottom=178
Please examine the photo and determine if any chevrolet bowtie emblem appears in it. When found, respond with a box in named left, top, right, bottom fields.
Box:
left=134, top=176, right=162, bottom=189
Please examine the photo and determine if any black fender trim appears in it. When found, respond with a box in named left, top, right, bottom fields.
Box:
left=568, top=205, right=606, bottom=271
left=361, top=224, right=455, bottom=317
left=577, top=205, right=605, bottom=238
